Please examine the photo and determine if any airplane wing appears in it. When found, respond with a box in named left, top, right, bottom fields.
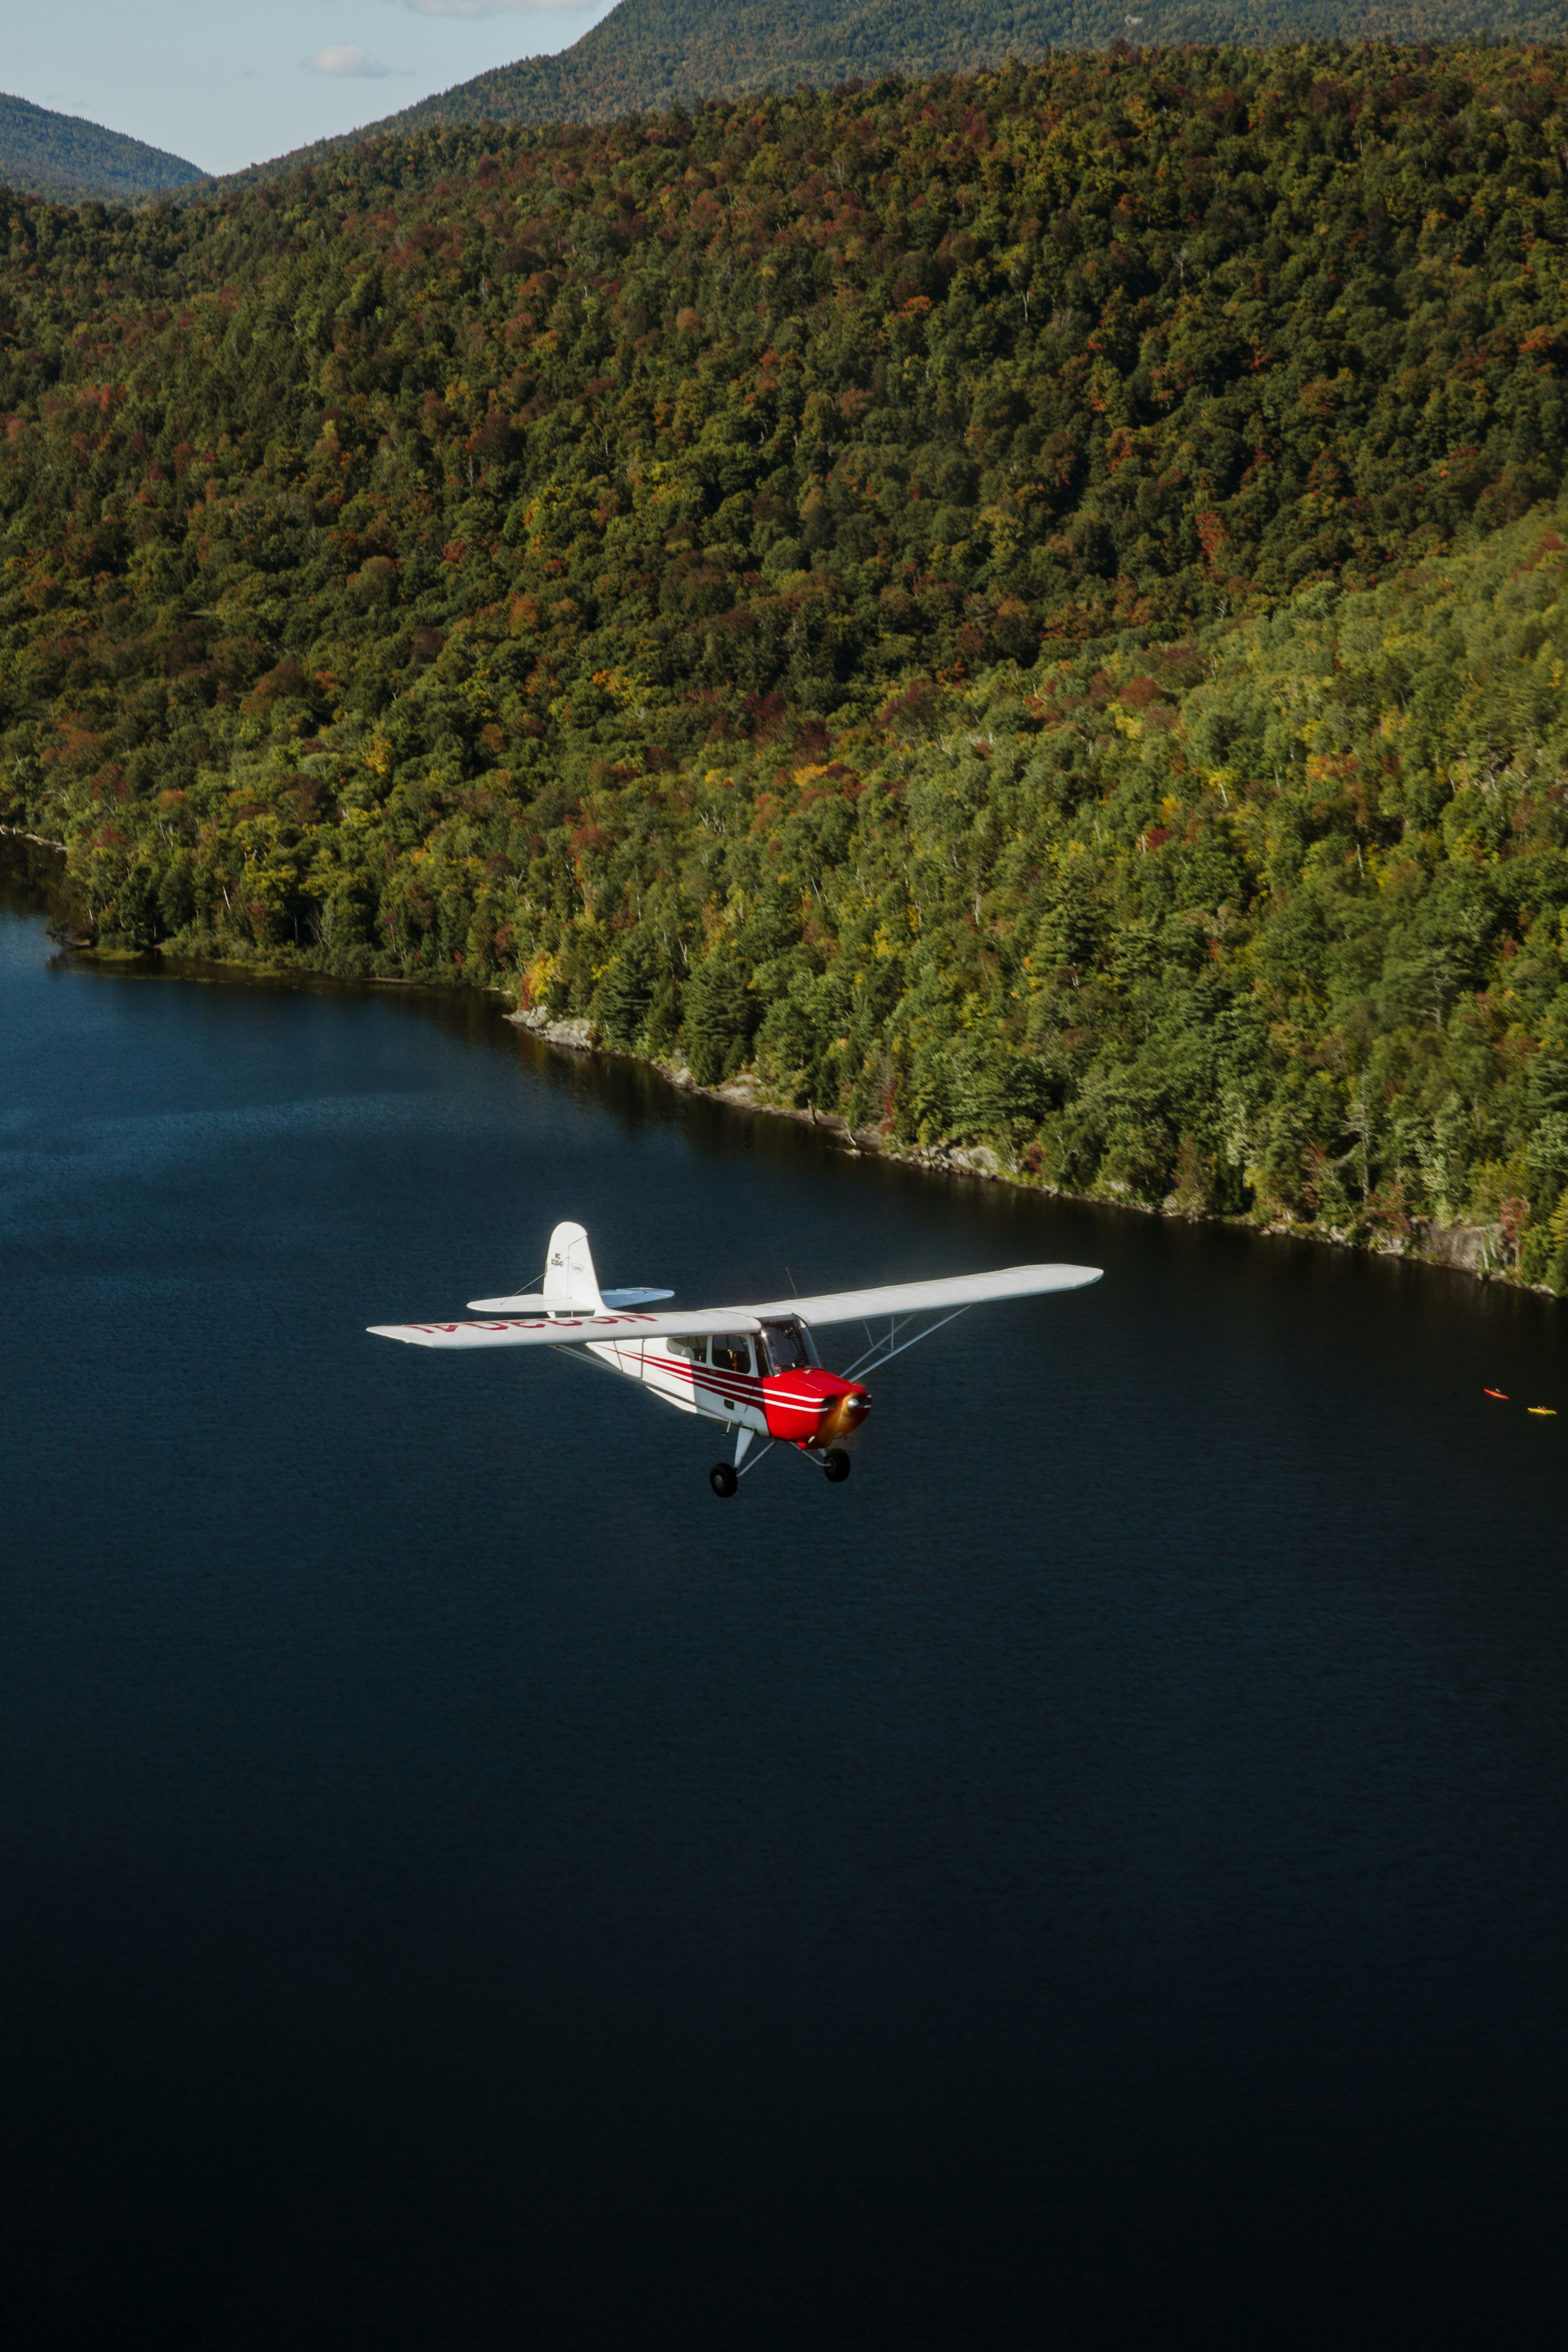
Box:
left=368, top=1308, right=761, bottom=1350
left=744, top=1264, right=1102, bottom=1326
left=371, top=1266, right=1100, bottom=1349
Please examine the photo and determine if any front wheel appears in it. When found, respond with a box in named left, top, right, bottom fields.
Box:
left=823, top=1449, right=852, bottom=1484
left=709, top=1462, right=739, bottom=1498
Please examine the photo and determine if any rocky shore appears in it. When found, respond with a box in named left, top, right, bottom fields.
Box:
left=505, top=1005, right=1515, bottom=1290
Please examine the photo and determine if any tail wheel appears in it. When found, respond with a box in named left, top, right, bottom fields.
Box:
left=709, top=1462, right=739, bottom=1498
left=823, top=1449, right=852, bottom=1484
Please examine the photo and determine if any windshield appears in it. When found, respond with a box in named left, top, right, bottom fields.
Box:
left=760, top=1320, right=817, bottom=1373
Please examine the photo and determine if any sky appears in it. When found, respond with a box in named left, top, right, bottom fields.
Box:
left=5, top=0, right=622, bottom=177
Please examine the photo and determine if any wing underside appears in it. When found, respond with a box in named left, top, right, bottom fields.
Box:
left=368, top=1309, right=762, bottom=1350
left=744, top=1264, right=1102, bottom=1325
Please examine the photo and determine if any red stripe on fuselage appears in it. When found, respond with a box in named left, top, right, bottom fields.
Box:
left=616, top=1348, right=866, bottom=1442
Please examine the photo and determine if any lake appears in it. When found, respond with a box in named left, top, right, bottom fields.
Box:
left=3, top=861, right=1566, bottom=2348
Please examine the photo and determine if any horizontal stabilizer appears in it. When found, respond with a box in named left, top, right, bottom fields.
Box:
left=466, top=1285, right=674, bottom=1313
left=468, top=1291, right=586, bottom=1313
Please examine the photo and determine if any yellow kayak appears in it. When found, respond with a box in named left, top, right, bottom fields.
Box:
left=1528, top=1406, right=1557, bottom=1417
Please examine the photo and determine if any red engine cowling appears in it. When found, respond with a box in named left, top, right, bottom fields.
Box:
left=760, top=1369, right=871, bottom=1447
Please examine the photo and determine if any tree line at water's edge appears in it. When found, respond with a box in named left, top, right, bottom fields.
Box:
left=7, top=45, right=1568, bottom=1284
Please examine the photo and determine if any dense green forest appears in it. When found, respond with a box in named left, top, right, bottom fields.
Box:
left=0, top=91, right=203, bottom=207
left=7, top=43, right=1568, bottom=1277
left=216, top=0, right=1568, bottom=191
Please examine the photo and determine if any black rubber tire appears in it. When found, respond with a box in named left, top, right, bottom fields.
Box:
left=709, top=1462, right=739, bottom=1498
left=823, top=1449, right=852, bottom=1484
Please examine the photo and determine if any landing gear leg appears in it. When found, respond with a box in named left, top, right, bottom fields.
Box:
left=709, top=1462, right=739, bottom=1499
left=823, top=1449, right=852, bottom=1484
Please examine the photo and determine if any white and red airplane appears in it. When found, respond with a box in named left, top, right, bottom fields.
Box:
left=370, top=1220, right=1102, bottom=1495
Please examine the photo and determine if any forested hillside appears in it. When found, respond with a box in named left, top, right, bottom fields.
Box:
left=0, top=91, right=204, bottom=207
left=213, top=0, right=1568, bottom=191
left=6, top=45, right=1568, bottom=1274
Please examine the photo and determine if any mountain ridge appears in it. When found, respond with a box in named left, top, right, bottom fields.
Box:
left=0, top=90, right=204, bottom=207
left=8, top=5, right=1568, bottom=210
left=204, top=0, right=1568, bottom=194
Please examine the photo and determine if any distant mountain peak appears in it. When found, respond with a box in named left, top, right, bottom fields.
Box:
left=0, top=89, right=205, bottom=207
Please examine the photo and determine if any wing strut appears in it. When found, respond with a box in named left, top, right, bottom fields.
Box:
left=837, top=1305, right=972, bottom=1382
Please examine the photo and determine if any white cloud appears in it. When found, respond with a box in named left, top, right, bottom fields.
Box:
left=308, top=46, right=392, bottom=77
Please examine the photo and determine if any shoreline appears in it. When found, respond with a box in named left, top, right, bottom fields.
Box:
left=504, top=1006, right=1525, bottom=1297
left=0, top=825, right=67, bottom=851
left=0, top=837, right=1535, bottom=1299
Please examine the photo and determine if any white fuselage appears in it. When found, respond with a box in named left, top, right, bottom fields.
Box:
left=582, top=1334, right=771, bottom=1434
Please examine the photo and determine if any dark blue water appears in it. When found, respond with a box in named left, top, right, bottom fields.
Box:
left=3, top=869, right=1567, bottom=2349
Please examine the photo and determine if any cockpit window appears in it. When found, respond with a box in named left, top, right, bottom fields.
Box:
left=760, top=1319, right=817, bottom=1372
left=709, top=1334, right=754, bottom=1376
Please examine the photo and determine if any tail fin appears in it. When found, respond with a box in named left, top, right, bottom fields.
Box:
left=543, top=1221, right=604, bottom=1314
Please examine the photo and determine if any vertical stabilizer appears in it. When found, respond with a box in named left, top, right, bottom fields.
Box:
left=543, top=1221, right=604, bottom=1313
